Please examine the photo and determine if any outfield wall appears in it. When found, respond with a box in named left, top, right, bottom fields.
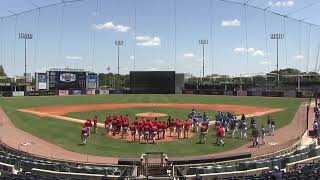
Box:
left=181, top=89, right=316, bottom=98
left=0, top=89, right=316, bottom=98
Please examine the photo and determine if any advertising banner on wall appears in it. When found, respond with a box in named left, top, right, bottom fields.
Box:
left=12, top=91, right=25, bottom=97
left=72, top=90, right=82, bottom=95
left=59, top=90, right=69, bottom=96
left=37, top=73, right=48, bottom=90
left=99, top=90, right=109, bottom=95
left=87, top=74, right=98, bottom=89
left=86, top=90, right=96, bottom=95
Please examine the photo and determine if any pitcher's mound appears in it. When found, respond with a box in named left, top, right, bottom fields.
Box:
left=136, top=112, right=168, bottom=118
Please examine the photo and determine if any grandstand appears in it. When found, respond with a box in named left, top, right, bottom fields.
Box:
left=1, top=0, right=320, bottom=179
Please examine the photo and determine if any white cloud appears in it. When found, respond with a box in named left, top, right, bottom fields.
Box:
left=65, top=56, right=83, bottom=60
left=183, top=53, right=195, bottom=58
left=295, top=54, right=304, bottom=60
left=93, top=21, right=130, bottom=32
left=136, top=35, right=161, bottom=46
left=221, top=19, right=241, bottom=27
left=247, top=48, right=256, bottom=53
left=252, top=50, right=265, bottom=56
left=233, top=47, right=265, bottom=57
left=268, top=1, right=295, bottom=8
left=113, top=25, right=131, bottom=32
left=233, top=47, right=247, bottom=53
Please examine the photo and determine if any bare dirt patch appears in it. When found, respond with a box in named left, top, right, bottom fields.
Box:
left=136, top=112, right=168, bottom=118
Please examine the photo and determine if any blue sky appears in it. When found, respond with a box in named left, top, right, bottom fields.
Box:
left=0, top=0, right=320, bottom=77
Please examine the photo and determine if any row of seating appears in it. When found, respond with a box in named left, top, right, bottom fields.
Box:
left=222, top=163, right=320, bottom=180
left=0, top=149, right=124, bottom=176
left=185, top=141, right=318, bottom=175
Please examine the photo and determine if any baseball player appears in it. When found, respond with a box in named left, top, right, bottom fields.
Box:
left=270, top=119, right=275, bottom=136
left=93, top=116, right=98, bottom=133
left=121, top=119, right=129, bottom=139
left=176, top=119, right=183, bottom=139
left=104, top=116, right=112, bottom=135
left=112, top=117, right=118, bottom=136
left=129, top=122, right=136, bottom=142
left=252, top=127, right=259, bottom=147
left=199, top=123, right=209, bottom=144
left=231, top=117, right=238, bottom=138
left=84, top=119, right=92, bottom=137
left=81, top=125, right=88, bottom=145
left=169, top=119, right=176, bottom=137
left=240, top=120, right=247, bottom=139
left=261, top=126, right=266, bottom=145
left=150, top=124, right=158, bottom=144
left=161, top=121, right=167, bottom=139
left=137, top=121, right=144, bottom=141
left=217, top=125, right=225, bottom=146
left=184, top=119, right=191, bottom=139
left=143, top=124, right=150, bottom=144
left=267, top=116, right=271, bottom=133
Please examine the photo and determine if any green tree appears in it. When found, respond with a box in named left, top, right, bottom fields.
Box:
left=0, top=65, right=6, bottom=77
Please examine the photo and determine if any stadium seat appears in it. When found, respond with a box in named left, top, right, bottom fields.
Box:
left=308, top=148, right=320, bottom=157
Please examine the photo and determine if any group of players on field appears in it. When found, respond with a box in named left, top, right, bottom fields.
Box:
left=80, top=109, right=276, bottom=147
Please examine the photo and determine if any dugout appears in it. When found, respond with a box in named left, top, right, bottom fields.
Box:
left=130, top=71, right=177, bottom=94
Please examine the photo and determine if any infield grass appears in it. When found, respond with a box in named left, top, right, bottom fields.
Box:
left=0, top=94, right=305, bottom=157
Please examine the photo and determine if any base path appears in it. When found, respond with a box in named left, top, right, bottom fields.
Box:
left=0, top=102, right=303, bottom=164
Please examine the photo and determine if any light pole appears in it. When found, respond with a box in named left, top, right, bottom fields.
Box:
left=270, top=33, right=284, bottom=88
left=115, top=40, right=123, bottom=75
left=19, top=33, right=33, bottom=83
left=199, top=39, right=208, bottom=78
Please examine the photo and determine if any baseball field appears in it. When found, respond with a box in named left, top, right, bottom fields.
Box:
left=0, top=94, right=305, bottom=158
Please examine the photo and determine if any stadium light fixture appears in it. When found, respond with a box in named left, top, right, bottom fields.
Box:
left=199, top=39, right=208, bottom=78
left=270, top=33, right=284, bottom=88
left=19, top=33, right=33, bottom=83
left=115, top=40, right=124, bottom=75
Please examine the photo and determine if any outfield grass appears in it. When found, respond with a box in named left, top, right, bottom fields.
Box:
left=0, top=95, right=305, bottom=157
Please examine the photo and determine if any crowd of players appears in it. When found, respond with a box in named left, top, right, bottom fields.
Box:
left=80, top=110, right=276, bottom=147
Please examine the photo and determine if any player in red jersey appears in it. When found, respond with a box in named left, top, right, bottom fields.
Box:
left=137, top=122, right=144, bottom=141
left=93, top=116, right=98, bottom=133
left=121, top=119, right=129, bottom=139
left=143, top=125, right=150, bottom=144
left=217, top=125, right=225, bottom=146
left=84, top=119, right=91, bottom=137
left=129, top=122, right=136, bottom=142
left=199, top=123, right=209, bottom=144
left=104, top=116, right=112, bottom=135
left=150, top=124, right=158, bottom=143
left=112, top=118, right=118, bottom=136
left=176, top=119, right=183, bottom=139
left=169, top=119, right=176, bottom=137
left=184, top=119, right=191, bottom=139
left=81, top=125, right=88, bottom=145
left=162, top=121, right=167, bottom=139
